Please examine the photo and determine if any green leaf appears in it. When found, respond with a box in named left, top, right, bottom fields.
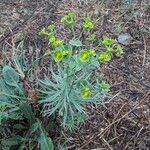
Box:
left=69, top=60, right=76, bottom=69
left=29, top=122, right=39, bottom=135
left=115, top=45, right=124, bottom=56
left=101, top=36, right=116, bottom=47
left=37, top=119, right=54, bottom=150
left=1, top=135, right=23, bottom=149
left=14, top=58, right=25, bottom=79
left=83, top=17, right=94, bottom=30
left=9, top=110, right=23, bottom=120
left=0, top=80, right=13, bottom=96
left=19, top=103, right=35, bottom=125
left=75, top=64, right=82, bottom=71
left=88, top=34, right=96, bottom=41
left=0, top=94, right=10, bottom=103
left=0, top=112, right=8, bottom=124
left=13, top=124, right=27, bottom=130
left=2, top=66, right=19, bottom=87
left=98, top=52, right=112, bottom=62
left=48, top=24, right=55, bottom=31
left=91, top=57, right=100, bottom=67
left=69, top=39, right=82, bottom=47
left=68, top=11, right=76, bottom=18
left=100, top=81, right=110, bottom=92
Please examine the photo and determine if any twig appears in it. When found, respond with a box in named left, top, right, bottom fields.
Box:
left=112, top=102, right=127, bottom=122
left=142, top=34, right=147, bottom=66
left=102, top=138, right=113, bottom=150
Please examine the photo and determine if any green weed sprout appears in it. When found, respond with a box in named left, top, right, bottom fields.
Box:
left=39, top=11, right=124, bottom=130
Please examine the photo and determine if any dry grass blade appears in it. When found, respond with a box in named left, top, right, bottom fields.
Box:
left=142, top=34, right=147, bottom=66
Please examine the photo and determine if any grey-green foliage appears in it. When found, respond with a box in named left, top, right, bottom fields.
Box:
left=1, top=135, right=24, bottom=150
left=37, top=119, right=54, bottom=150
left=69, top=39, right=83, bottom=47
left=0, top=66, right=27, bottom=123
left=39, top=63, right=85, bottom=128
left=0, top=65, right=27, bottom=149
left=39, top=57, right=110, bottom=129
left=19, top=102, right=36, bottom=125
left=0, top=66, right=54, bottom=149
left=1, top=119, right=54, bottom=150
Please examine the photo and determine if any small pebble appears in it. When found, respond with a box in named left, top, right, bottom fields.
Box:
left=118, top=33, right=132, bottom=45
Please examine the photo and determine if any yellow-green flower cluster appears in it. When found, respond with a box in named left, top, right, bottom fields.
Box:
left=49, top=35, right=64, bottom=47
left=53, top=50, right=63, bottom=62
left=83, top=17, right=94, bottom=30
left=52, top=49, right=71, bottom=62
left=100, top=81, right=110, bottom=92
left=78, top=50, right=90, bottom=63
left=89, top=48, right=96, bottom=57
left=78, top=48, right=96, bottom=63
left=39, top=24, right=64, bottom=48
left=39, top=24, right=55, bottom=36
left=39, top=13, right=124, bottom=66
left=81, top=86, right=91, bottom=100
left=98, top=36, right=124, bottom=62
left=61, top=12, right=76, bottom=27
left=98, top=52, right=112, bottom=62
left=101, top=36, right=116, bottom=47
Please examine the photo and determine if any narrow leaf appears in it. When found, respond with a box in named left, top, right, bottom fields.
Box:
left=19, top=103, right=35, bottom=125
left=37, top=119, right=54, bottom=150
left=2, top=66, right=19, bottom=87
left=69, top=39, right=82, bottom=47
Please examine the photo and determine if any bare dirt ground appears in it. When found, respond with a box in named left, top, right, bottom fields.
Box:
left=0, top=0, right=150, bottom=149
